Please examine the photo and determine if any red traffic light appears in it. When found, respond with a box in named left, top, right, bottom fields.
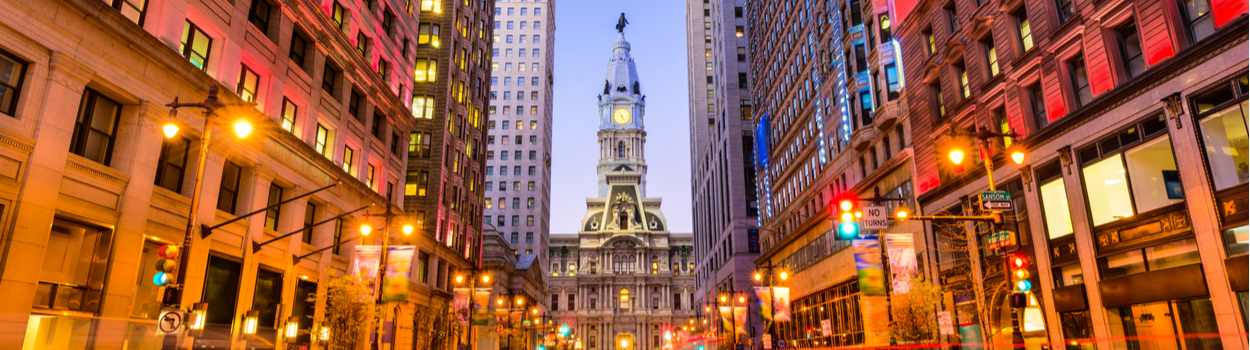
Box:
left=157, top=244, right=179, bottom=259
left=1010, top=255, right=1029, bottom=269
left=839, top=199, right=854, bottom=212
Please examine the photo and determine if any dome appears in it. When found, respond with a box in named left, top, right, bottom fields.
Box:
left=604, top=32, right=641, bottom=97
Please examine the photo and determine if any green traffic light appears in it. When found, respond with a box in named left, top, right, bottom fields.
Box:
left=837, top=222, right=859, bottom=240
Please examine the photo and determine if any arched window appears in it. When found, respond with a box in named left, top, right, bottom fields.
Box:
left=619, top=288, right=630, bottom=309
left=618, top=141, right=625, bottom=157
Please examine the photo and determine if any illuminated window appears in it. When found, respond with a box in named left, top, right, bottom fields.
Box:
left=179, top=20, right=212, bottom=71
left=280, top=98, right=297, bottom=133
left=236, top=65, right=259, bottom=103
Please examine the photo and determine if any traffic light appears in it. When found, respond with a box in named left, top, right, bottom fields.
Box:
left=153, top=244, right=179, bottom=286
left=1008, top=254, right=1031, bottom=292
left=834, top=196, right=859, bottom=240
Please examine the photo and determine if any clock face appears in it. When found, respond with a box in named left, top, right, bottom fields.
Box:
left=613, top=109, right=631, bottom=125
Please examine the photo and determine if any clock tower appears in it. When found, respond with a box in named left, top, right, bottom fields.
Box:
left=596, top=27, right=648, bottom=196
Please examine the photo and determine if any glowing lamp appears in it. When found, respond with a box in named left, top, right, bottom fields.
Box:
left=779, top=271, right=788, bottom=280
left=319, top=327, right=330, bottom=341
left=285, top=316, right=299, bottom=338
left=737, top=296, right=745, bottom=304
left=839, top=200, right=853, bottom=212
left=153, top=272, right=170, bottom=286
left=482, top=275, right=491, bottom=283
left=360, top=224, right=372, bottom=236
left=163, top=123, right=180, bottom=138
left=896, top=210, right=908, bottom=219
left=402, top=224, right=413, bottom=235
left=840, top=212, right=854, bottom=222
left=233, top=119, right=253, bottom=138
left=455, top=275, right=464, bottom=284
left=242, top=310, right=260, bottom=335
left=1011, top=151, right=1025, bottom=165
left=1016, top=280, right=1033, bottom=291
left=949, top=149, right=965, bottom=165
left=753, top=272, right=762, bottom=281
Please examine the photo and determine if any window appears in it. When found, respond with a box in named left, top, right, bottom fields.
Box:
left=854, top=43, right=867, bottom=72
left=1015, top=10, right=1034, bottom=51
left=391, top=132, right=402, bottom=155
left=372, top=113, right=385, bottom=139
left=1068, top=55, right=1092, bottom=107
left=201, top=255, right=241, bottom=325
left=288, top=29, right=311, bottom=69
left=924, top=29, right=936, bottom=55
left=420, top=0, right=441, bottom=13
left=180, top=21, right=212, bottom=71
left=527, top=198, right=535, bottom=208
left=264, top=185, right=284, bottom=231
left=248, top=0, right=273, bottom=35
left=1027, top=83, right=1048, bottom=129
left=884, top=64, right=900, bottom=100
left=984, top=39, right=1000, bottom=77
left=348, top=90, right=364, bottom=122
left=343, top=146, right=356, bottom=176
left=946, top=5, right=959, bottom=33
left=526, top=232, right=533, bottom=243
left=1117, top=22, right=1145, bottom=79
left=412, top=95, right=435, bottom=119
left=108, top=0, right=148, bottom=25
left=1055, top=0, right=1074, bottom=24
left=1079, top=115, right=1178, bottom=226
left=70, top=88, right=123, bottom=165
left=418, top=23, right=441, bottom=47
left=315, top=124, right=331, bottom=156
left=1191, top=78, right=1249, bottom=191
left=155, top=136, right=190, bottom=193
left=414, top=59, right=437, bottom=82
left=879, top=14, right=892, bottom=42
left=1179, top=0, right=1214, bottom=43
left=0, top=50, right=27, bottom=116
left=955, top=63, right=970, bottom=98
left=1099, top=238, right=1201, bottom=278
left=1052, top=263, right=1084, bottom=287
left=217, top=161, right=243, bottom=213
left=252, top=268, right=283, bottom=329
left=322, top=62, right=339, bottom=96
left=302, top=203, right=317, bottom=244
left=932, top=85, right=945, bottom=118
left=331, top=2, right=346, bottom=29
left=417, top=171, right=429, bottom=196
left=237, top=65, right=260, bottom=103
left=382, top=10, right=396, bottom=36
left=366, top=164, right=377, bottom=190
left=356, top=32, right=369, bottom=56
left=1035, top=161, right=1073, bottom=238
left=849, top=0, right=863, bottom=24
left=280, top=98, right=297, bottom=133
left=377, top=59, right=389, bottom=81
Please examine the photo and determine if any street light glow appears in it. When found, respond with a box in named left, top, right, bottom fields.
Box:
left=455, top=275, right=464, bottom=283
left=949, top=149, right=965, bottom=165
left=402, top=224, right=413, bottom=235
left=1011, top=151, right=1025, bottom=165
left=163, top=123, right=179, bottom=138
left=779, top=271, right=788, bottom=280
left=234, top=119, right=253, bottom=138
left=360, top=224, right=372, bottom=236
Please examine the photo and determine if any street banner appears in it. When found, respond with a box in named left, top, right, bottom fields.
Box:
left=381, top=246, right=414, bottom=302
left=862, top=295, right=890, bottom=346
left=753, top=287, right=774, bottom=326
left=733, top=306, right=747, bottom=335
left=884, top=234, right=918, bottom=294
left=718, top=306, right=733, bottom=334
left=351, top=245, right=382, bottom=297
left=772, top=287, right=791, bottom=322
left=453, top=288, right=470, bottom=325
left=471, top=288, right=491, bottom=325
left=852, top=238, right=887, bottom=296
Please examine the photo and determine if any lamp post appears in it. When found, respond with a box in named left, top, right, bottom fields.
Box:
left=752, top=263, right=788, bottom=346
left=161, top=83, right=253, bottom=350
left=360, top=202, right=411, bottom=350
left=455, top=270, right=492, bottom=350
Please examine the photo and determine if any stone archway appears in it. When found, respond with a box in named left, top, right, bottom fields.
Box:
left=614, top=333, right=635, bottom=350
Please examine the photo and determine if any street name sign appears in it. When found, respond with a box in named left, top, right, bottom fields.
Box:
left=979, top=191, right=1012, bottom=210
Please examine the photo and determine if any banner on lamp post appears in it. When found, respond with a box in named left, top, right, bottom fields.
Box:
left=884, top=234, right=918, bottom=294
left=718, top=306, right=733, bottom=335
left=852, top=238, right=887, bottom=296
left=733, top=306, right=747, bottom=335
left=471, top=288, right=491, bottom=325
left=351, top=246, right=382, bottom=297
left=381, top=246, right=414, bottom=302
left=772, top=287, right=791, bottom=322
left=753, top=287, right=774, bottom=326
left=453, top=288, right=470, bottom=325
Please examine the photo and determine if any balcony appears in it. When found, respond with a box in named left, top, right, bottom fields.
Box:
left=874, top=100, right=901, bottom=130
left=851, top=127, right=881, bottom=151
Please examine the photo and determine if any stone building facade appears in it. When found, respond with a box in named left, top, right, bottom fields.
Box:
left=0, top=0, right=488, bottom=348
left=899, top=0, right=1248, bottom=348
left=544, top=27, right=697, bottom=350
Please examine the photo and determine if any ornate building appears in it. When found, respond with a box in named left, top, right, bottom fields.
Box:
left=546, top=19, right=697, bottom=350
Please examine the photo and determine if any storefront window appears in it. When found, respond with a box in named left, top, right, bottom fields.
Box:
left=35, top=218, right=113, bottom=313
left=1223, top=225, right=1248, bottom=256
left=1052, top=263, right=1084, bottom=287
left=1107, top=298, right=1222, bottom=350
left=1060, top=310, right=1094, bottom=350
left=1040, top=177, right=1074, bottom=238
left=196, top=255, right=241, bottom=348
left=1099, top=239, right=1201, bottom=278
left=1197, top=101, right=1248, bottom=190
left=1080, top=116, right=1178, bottom=227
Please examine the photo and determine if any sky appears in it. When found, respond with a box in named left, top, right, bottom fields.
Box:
left=548, top=0, right=692, bottom=233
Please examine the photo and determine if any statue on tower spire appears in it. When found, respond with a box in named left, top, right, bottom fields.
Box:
left=615, top=13, right=629, bottom=33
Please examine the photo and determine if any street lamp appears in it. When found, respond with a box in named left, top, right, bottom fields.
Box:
left=454, top=269, right=492, bottom=350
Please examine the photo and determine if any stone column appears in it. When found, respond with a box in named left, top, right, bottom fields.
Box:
left=1059, top=146, right=1113, bottom=350
left=1164, top=99, right=1248, bottom=350
left=0, top=52, right=92, bottom=349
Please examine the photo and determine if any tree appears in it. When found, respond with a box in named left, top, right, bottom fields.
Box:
left=889, top=275, right=944, bottom=344
left=311, top=275, right=374, bottom=350
left=930, top=207, right=1017, bottom=347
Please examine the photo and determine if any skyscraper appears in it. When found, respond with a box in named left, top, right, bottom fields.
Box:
left=485, top=0, right=556, bottom=274
left=684, top=0, right=760, bottom=340
left=548, top=22, right=696, bottom=349
left=405, top=0, right=496, bottom=265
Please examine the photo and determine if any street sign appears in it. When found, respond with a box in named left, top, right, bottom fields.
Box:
left=777, top=339, right=786, bottom=349
left=987, top=231, right=1017, bottom=250
left=157, top=309, right=185, bottom=334
left=937, top=311, right=955, bottom=335
left=979, top=191, right=1013, bottom=210
left=862, top=205, right=888, bottom=230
